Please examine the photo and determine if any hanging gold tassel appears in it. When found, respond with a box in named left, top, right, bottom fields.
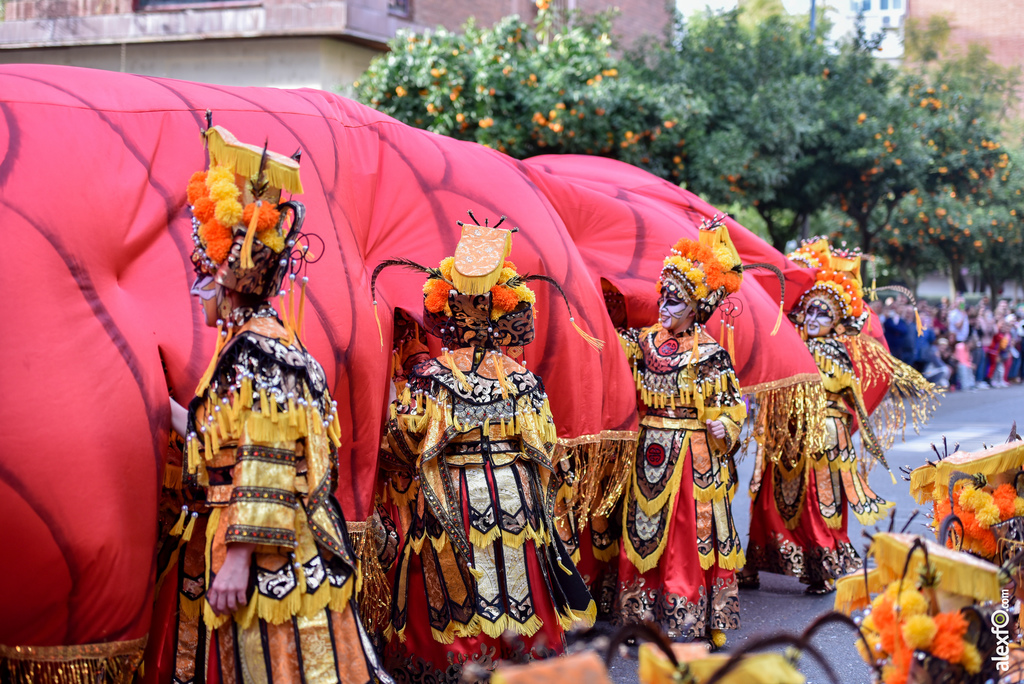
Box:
left=168, top=506, right=188, bottom=537
left=491, top=351, right=512, bottom=400
left=355, top=521, right=391, bottom=637
left=181, top=512, right=198, bottom=542
left=771, top=300, right=783, bottom=335
left=240, top=201, right=262, bottom=270
left=689, top=325, right=700, bottom=369
left=296, top=277, right=308, bottom=340
left=195, top=321, right=230, bottom=396
left=570, top=317, right=604, bottom=350
left=373, top=300, right=385, bottom=350
left=727, top=323, right=736, bottom=361
left=915, top=307, right=924, bottom=337
left=442, top=349, right=471, bottom=393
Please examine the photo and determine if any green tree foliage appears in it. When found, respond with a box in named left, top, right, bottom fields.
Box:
left=355, top=10, right=701, bottom=180
left=638, top=11, right=835, bottom=250
left=355, top=6, right=1022, bottom=290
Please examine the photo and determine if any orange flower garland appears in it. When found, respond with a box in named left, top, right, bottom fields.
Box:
left=859, top=581, right=982, bottom=684
left=423, top=258, right=534, bottom=318
left=933, top=481, right=1024, bottom=559
left=243, top=202, right=281, bottom=232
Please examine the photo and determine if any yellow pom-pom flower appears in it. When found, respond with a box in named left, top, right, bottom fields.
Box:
left=896, top=589, right=928, bottom=617
left=685, top=268, right=704, bottom=284
left=1015, top=497, right=1024, bottom=517
left=710, top=629, right=727, bottom=649
left=257, top=228, right=285, bottom=253
left=439, top=256, right=455, bottom=281
left=215, top=198, right=244, bottom=228
left=208, top=178, right=239, bottom=203
left=960, top=642, right=981, bottom=674
left=513, top=284, right=536, bottom=305
left=901, top=614, right=937, bottom=650
left=693, top=284, right=709, bottom=300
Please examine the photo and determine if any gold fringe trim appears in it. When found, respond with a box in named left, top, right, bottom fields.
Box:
left=0, top=638, right=147, bottom=684
left=748, top=379, right=829, bottom=473
left=558, top=599, right=598, bottom=632
left=834, top=568, right=886, bottom=615
left=924, top=441, right=1024, bottom=502
left=205, top=126, right=303, bottom=195
left=355, top=519, right=392, bottom=638
left=718, top=545, right=746, bottom=571
left=553, top=432, right=638, bottom=526
left=872, top=532, right=1003, bottom=604
left=849, top=499, right=895, bottom=527
left=591, top=540, right=619, bottom=563
left=163, top=463, right=183, bottom=490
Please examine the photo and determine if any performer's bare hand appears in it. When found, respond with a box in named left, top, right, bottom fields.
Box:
left=208, top=543, right=255, bottom=615
left=706, top=419, right=727, bottom=439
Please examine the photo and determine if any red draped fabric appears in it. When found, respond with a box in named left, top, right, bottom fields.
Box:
left=521, top=155, right=891, bottom=407
left=0, top=65, right=632, bottom=650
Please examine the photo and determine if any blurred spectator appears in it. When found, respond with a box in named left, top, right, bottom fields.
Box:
left=973, top=300, right=996, bottom=388
left=947, top=296, right=970, bottom=343
left=922, top=336, right=951, bottom=388
left=883, top=298, right=915, bottom=365
left=954, top=341, right=976, bottom=391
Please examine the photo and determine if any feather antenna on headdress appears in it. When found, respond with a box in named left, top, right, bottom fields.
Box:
left=741, top=262, right=785, bottom=335
left=370, top=258, right=451, bottom=349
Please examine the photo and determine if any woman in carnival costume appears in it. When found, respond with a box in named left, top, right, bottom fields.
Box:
left=614, top=218, right=752, bottom=648
left=744, top=238, right=937, bottom=595
left=165, top=122, right=390, bottom=683
left=371, top=216, right=598, bottom=682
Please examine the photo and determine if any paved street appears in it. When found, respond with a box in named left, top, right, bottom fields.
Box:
left=602, top=383, right=1024, bottom=683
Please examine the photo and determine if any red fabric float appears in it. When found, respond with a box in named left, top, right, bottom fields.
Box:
left=0, top=65, right=885, bottom=655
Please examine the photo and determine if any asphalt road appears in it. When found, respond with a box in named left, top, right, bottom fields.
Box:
left=601, top=382, right=1024, bottom=683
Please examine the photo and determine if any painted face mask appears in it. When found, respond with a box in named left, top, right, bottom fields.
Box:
left=658, top=290, right=694, bottom=334
left=803, top=298, right=835, bottom=338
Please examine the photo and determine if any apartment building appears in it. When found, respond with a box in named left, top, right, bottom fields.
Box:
left=0, top=0, right=670, bottom=91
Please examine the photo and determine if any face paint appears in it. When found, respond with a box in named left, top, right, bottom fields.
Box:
left=804, top=298, right=835, bottom=338
left=191, top=275, right=225, bottom=327
left=190, top=275, right=218, bottom=301
left=658, top=291, right=695, bottom=334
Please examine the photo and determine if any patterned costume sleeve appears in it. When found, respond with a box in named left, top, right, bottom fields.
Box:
left=695, top=348, right=747, bottom=457
left=221, top=426, right=300, bottom=551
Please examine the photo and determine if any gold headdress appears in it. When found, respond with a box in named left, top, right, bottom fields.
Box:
left=371, top=212, right=603, bottom=351
left=787, top=238, right=869, bottom=337
left=657, top=217, right=744, bottom=324
left=187, top=118, right=304, bottom=299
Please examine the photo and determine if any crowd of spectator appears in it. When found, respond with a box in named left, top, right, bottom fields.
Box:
left=873, top=295, right=1024, bottom=391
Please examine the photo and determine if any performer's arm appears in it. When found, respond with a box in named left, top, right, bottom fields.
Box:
left=170, top=397, right=188, bottom=438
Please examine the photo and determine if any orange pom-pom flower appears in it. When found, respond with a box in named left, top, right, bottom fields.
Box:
left=424, top=280, right=453, bottom=313
left=243, top=202, right=282, bottom=231
left=490, top=285, right=520, bottom=312
left=199, top=220, right=234, bottom=264
left=193, top=196, right=216, bottom=224
left=930, top=612, right=967, bottom=663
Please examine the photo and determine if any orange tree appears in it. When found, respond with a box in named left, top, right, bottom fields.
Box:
left=354, top=8, right=703, bottom=180
left=879, top=152, right=1023, bottom=297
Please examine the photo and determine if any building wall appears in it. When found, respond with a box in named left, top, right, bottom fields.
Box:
left=0, top=36, right=378, bottom=90
left=906, top=0, right=1024, bottom=71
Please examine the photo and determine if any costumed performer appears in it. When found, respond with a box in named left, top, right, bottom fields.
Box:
left=614, top=218, right=749, bottom=647
left=744, top=238, right=938, bottom=595
left=165, top=121, right=391, bottom=683
left=372, top=215, right=598, bottom=681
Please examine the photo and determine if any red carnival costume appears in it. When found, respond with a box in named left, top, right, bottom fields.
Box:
left=372, top=219, right=597, bottom=682
left=746, top=239, right=937, bottom=593
left=159, top=124, right=390, bottom=683
left=614, top=221, right=748, bottom=645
